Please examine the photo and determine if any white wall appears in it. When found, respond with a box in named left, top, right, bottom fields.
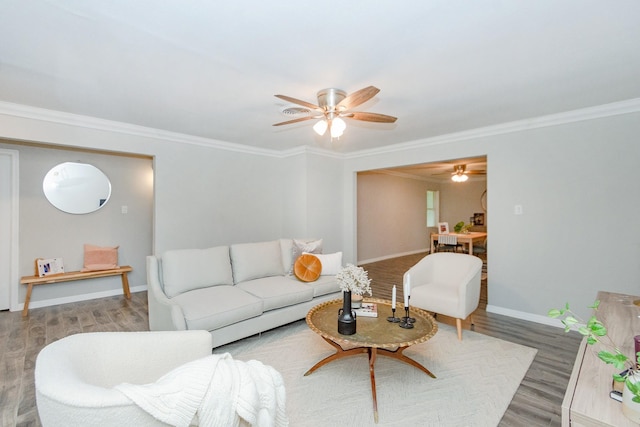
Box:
left=440, top=179, right=487, bottom=229
left=343, top=110, right=640, bottom=321
left=357, top=172, right=440, bottom=263
left=152, top=144, right=285, bottom=251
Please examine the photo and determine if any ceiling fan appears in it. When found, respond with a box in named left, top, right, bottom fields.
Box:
left=273, top=86, right=397, bottom=139
left=447, top=164, right=486, bottom=182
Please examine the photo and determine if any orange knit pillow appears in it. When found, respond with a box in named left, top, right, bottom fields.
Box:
left=293, top=254, right=322, bottom=282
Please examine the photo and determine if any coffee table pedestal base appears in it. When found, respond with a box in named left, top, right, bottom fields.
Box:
left=304, top=336, right=436, bottom=423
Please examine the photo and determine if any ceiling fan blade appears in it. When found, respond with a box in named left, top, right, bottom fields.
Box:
left=465, top=170, right=487, bottom=175
left=337, top=86, right=380, bottom=110
left=272, top=116, right=315, bottom=126
left=348, top=111, right=397, bottom=123
left=274, top=95, right=321, bottom=111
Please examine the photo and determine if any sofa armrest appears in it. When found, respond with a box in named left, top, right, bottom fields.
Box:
left=146, top=255, right=188, bottom=331
left=458, top=266, right=482, bottom=317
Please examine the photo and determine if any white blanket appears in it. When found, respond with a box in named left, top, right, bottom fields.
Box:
left=115, top=353, right=288, bottom=427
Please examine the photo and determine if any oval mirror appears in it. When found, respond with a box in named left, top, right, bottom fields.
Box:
left=43, top=162, right=112, bottom=214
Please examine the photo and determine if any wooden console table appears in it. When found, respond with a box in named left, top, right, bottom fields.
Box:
left=562, top=291, right=640, bottom=426
left=20, top=266, right=132, bottom=316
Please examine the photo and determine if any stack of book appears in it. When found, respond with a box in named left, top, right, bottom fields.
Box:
left=355, top=303, right=378, bottom=318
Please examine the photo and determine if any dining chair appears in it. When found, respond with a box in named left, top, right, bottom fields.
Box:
left=437, top=234, right=462, bottom=253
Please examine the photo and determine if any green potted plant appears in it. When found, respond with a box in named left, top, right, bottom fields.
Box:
left=453, top=221, right=472, bottom=234
left=548, top=301, right=640, bottom=421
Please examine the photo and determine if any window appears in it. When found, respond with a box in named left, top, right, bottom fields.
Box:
left=426, top=190, right=439, bottom=227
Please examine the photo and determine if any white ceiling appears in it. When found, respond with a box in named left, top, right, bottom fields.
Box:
left=1, top=1, right=639, bottom=153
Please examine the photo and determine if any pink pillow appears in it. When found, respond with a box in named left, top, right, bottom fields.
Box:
left=81, top=244, right=119, bottom=272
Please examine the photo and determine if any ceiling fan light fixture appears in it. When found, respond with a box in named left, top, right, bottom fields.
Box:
left=313, top=119, right=328, bottom=136
left=452, top=173, right=468, bottom=182
left=273, top=86, right=397, bottom=142
left=330, top=117, right=346, bottom=138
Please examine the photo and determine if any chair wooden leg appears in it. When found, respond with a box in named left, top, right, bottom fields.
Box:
left=456, top=318, right=463, bottom=340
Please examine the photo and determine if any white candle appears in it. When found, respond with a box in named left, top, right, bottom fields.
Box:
left=407, top=274, right=411, bottom=298
left=403, top=277, right=409, bottom=307
left=392, top=285, right=396, bottom=309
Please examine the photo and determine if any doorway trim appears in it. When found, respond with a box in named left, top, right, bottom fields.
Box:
left=0, top=148, right=19, bottom=311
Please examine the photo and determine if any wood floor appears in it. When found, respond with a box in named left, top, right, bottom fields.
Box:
left=1, top=253, right=581, bottom=427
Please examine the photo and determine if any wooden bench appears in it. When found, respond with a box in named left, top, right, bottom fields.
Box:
left=20, top=265, right=132, bottom=316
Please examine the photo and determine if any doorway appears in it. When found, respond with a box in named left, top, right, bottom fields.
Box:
left=355, top=155, right=488, bottom=306
left=356, top=156, right=487, bottom=264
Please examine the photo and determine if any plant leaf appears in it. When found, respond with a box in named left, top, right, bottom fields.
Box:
left=548, top=309, right=561, bottom=318
left=577, top=326, right=590, bottom=336
left=564, top=316, right=579, bottom=326
left=598, top=351, right=628, bottom=370
left=613, top=373, right=626, bottom=382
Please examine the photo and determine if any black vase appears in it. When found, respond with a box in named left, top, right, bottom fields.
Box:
left=338, top=290, right=357, bottom=335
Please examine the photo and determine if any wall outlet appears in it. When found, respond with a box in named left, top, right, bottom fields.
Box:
left=514, top=204, right=523, bottom=215
left=121, top=205, right=128, bottom=214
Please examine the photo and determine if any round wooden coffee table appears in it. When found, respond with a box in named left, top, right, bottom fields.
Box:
left=305, top=298, right=438, bottom=423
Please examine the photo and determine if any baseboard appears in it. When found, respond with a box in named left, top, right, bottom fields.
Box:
left=16, top=285, right=147, bottom=312
left=486, top=304, right=564, bottom=328
left=359, top=248, right=429, bottom=265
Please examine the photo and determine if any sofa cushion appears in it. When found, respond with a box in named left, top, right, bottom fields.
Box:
left=236, top=276, right=314, bottom=311
left=162, top=246, right=233, bottom=298
left=230, top=241, right=284, bottom=283
left=171, top=285, right=264, bottom=331
left=305, top=275, right=340, bottom=297
left=307, top=251, right=343, bottom=275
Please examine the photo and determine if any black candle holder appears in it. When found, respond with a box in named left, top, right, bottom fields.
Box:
left=387, top=307, right=400, bottom=323
left=399, top=306, right=414, bottom=329
left=407, top=296, right=416, bottom=323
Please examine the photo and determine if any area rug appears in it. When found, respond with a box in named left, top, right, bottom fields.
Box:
left=216, top=320, right=536, bottom=427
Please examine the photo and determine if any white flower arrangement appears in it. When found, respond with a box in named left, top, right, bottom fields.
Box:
left=336, top=263, right=372, bottom=296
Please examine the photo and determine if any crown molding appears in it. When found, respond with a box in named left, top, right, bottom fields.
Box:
left=2, top=97, right=639, bottom=160
left=345, top=97, right=640, bottom=160
left=0, top=101, right=287, bottom=158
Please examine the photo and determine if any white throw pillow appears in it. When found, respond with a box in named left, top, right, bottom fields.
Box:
left=305, top=251, right=342, bottom=275
left=287, top=238, right=323, bottom=275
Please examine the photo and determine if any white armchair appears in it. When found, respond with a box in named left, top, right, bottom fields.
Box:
left=35, top=330, right=213, bottom=426
left=404, top=253, right=483, bottom=340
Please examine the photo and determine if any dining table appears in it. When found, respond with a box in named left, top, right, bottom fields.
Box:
left=430, top=231, right=487, bottom=254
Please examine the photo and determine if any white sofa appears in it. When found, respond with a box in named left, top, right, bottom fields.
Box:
left=147, top=239, right=341, bottom=347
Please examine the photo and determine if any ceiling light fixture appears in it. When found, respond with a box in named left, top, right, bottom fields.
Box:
left=330, top=117, right=346, bottom=138
left=273, top=86, right=397, bottom=142
left=451, top=173, right=468, bottom=182
left=451, top=164, right=469, bottom=182
left=313, top=120, right=328, bottom=136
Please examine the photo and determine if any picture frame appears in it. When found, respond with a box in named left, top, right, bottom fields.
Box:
left=36, top=258, right=65, bottom=277
left=473, top=212, right=485, bottom=226
left=438, top=222, right=449, bottom=234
